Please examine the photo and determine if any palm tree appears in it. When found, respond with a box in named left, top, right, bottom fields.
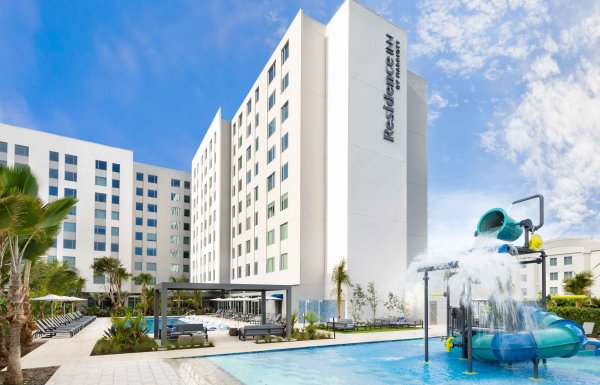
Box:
left=0, top=165, right=76, bottom=385
left=187, top=290, right=203, bottom=314
left=169, top=276, right=188, bottom=312
left=563, top=271, right=594, bottom=297
left=134, top=273, right=154, bottom=315
left=331, top=259, right=352, bottom=318
left=90, top=292, right=106, bottom=309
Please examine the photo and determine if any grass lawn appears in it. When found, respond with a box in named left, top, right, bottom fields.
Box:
left=331, top=326, right=424, bottom=334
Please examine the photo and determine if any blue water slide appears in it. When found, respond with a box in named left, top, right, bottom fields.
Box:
left=471, top=310, right=584, bottom=362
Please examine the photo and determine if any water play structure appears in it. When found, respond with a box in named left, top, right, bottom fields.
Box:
left=418, top=195, right=586, bottom=379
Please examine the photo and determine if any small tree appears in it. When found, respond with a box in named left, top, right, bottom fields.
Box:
left=349, top=284, right=366, bottom=322
left=331, top=259, right=352, bottom=318
left=384, top=292, right=408, bottom=317
left=134, top=273, right=154, bottom=315
left=366, top=281, right=379, bottom=322
left=563, top=271, right=594, bottom=300
left=91, top=257, right=131, bottom=308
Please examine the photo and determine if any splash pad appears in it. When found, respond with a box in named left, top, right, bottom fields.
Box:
left=418, top=195, right=586, bottom=380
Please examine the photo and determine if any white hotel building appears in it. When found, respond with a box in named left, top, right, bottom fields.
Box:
left=191, top=0, right=428, bottom=312
left=0, top=123, right=191, bottom=296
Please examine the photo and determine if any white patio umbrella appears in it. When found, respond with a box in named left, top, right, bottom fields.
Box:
left=31, top=294, right=73, bottom=317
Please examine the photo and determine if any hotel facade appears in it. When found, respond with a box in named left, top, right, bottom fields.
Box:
left=191, top=0, right=428, bottom=314
left=0, top=123, right=191, bottom=296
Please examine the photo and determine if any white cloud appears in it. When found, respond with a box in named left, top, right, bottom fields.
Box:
left=412, top=0, right=550, bottom=77
left=429, top=90, right=448, bottom=108
left=481, top=3, right=600, bottom=232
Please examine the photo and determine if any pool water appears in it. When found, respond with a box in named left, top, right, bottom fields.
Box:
left=144, top=316, right=183, bottom=334
left=208, top=338, right=600, bottom=385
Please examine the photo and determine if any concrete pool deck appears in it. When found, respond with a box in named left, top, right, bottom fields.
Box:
left=21, top=317, right=445, bottom=385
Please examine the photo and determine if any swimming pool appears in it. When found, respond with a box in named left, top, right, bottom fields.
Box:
left=208, top=338, right=600, bottom=385
left=144, top=316, right=184, bottom=334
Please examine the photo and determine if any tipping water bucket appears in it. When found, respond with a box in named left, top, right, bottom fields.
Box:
left=477, top=208, right=523, bottom=242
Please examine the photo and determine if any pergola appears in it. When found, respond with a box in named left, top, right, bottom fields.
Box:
left=153, top=282, right=294, bottom=347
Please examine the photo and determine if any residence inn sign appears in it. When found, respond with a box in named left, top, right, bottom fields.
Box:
left=383, top=33, right=401, bottom=142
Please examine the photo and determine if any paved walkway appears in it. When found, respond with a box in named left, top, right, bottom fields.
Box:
left=21, top=317, right=445, bottom=385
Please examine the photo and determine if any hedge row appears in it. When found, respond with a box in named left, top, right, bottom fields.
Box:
left=550, top=306, right=600, bottom=334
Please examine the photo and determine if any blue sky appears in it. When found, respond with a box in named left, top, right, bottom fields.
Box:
left=1, top=0, right=599, bottom=247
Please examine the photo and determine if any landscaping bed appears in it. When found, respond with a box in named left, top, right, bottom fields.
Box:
left=0, top=366, right=59, bottom=385
left=0, top=341, right=46, bottom=369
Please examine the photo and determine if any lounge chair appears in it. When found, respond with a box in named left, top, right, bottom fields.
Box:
left=401, top=317, right=423, bottom=328
left=326, top=318, right=356, bottom=331
left=238, top=324, right=285, bottom=341
left=165, top=323, right=208, bottom=340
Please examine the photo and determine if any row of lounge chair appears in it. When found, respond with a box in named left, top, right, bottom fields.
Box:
left=325, top=317, right=423, bottom=331
left=212, top=309, right=282, bottom=324
left=35, top=311, right=96, bottom=338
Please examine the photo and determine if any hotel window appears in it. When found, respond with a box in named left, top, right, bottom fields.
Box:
left=245, top=263, right=251, bottom=277
left=267, top=229, right=275, bottom=245
left=268, top=91, right=276, bottom=110
left=49, top=186, right=58, bottom=196
left=111, top=227, right=119, bottom=236
left=564, top=256, right=572, bottom=265
left=64, top=188, right=77, bottom=198
left=281, top=102, right=289, bottom=122
left=49, top=169, right=59, bottom=179
left=282, top=73, right=289, bottom=91
left=521, top=288, right=527, bottom=297
left=148, top=189, right=158, bottom=198
left=246, top=170, right=252, bottom=184
left=564, top=271, right=573, bottom=278
left=65, top=154, right=77, bottom=165
left=184, top=181, right=190, bottom=189
left=268, top=61, right=276, bottom=84
left=147, top=262, right=157, bottom=271
left=136, top=172, right=144, bottom=181
left=63, top=222, right=76, bottom=232
left=112, top=211, right=120, bottom=220
left=246, top=146, right=252, bottom=161
left=254, top=186, right=259, bottom=201
left=268, top=118, right=276, bottom=137
left=282, top=133, right=289, bottom=151
left=550, top=287, right=558, bottom=295
left=170, top=221, right=179, bottom=230
left=93, top=241, right=105, bottom=251
left=170, top=250, right=180, bottom=258
left=135, top=247, right=142, bottom=256
left=95, top=193, right=106, bottom=203
left=49, top=151, right=59, bottom=161
left=94, top=274, right=105, bottom=284
left=280, top=222, right=288, bottom=240
left=238, top=156, right=242, bottom=169
left=281, top=41, right=289, bottom=63
left=281, top=193, right=288, bottom=211
left=112, top=163, right=120, bottom=173
left=65, top=171, right=77, bottom=182
left=171, top=178, right=181, bottom=188
left=170, top=264, right=180, bottom=273
left=147, top=248, right=157, bottom=256
left=135, top=217, right=143, bottom=225
left=255, top=162, right=259, bottom=176
left=134, top=262, right=142, bottom=271
left=267, top=173, right=276, bottom=191
left=254, top=261, right=258, bottom=275
left=521, top=274, right=527, bottom=282
left=171, top=235, right=180, bottom=244
left=550, top=272, right=558, bottom=281
left=135, top=202, right=143, bottom=211
left=246, top=99, right=252, bottom=115
left=15, top=144, right=29, bottom=157
left=281, top=163, right=288, bottom=181
left=171, top=192, right=180, bottom=202
left=267, top=202, right=275, bottom=218
left=147, top=233, right=157, bottom=242
left=112, top=195, right=120, bottom=204
left=238, top=113, right=242, bottom=127
left=95, top=176, right=107, bottom=186
left=266, top=257, right=275, bottom=273
left=112, top=179, right=120, bottom=188
left=148, top=174, right=158, bottom=183
left=63, top=256, right=76, bottom=267
left=111, top=243, right=119, bottom=252
left=148, top=203, right=157, bottom=213
left=246, top=193, right=252, bottom=207
left=255, top=113, right=259, bottom=127
left=136, top=187, right=143, bottom=196
left=232, top=123, right=237, bottom=136
left=280, top=253, right=288, bottom=270
left=245, top=216, right=251, bottom=230
left=95, top=160, right=107, bottom=170
left=171, top=207, right=181, bottom=216
left=268, top=145, right=276, bottom=164
left=94, top=225, right=106, bottom=235
left=254, top=211, right=259, bottom=226
left=255, top=86, right=260, bottom=102
left=147, top=219, right=157, bottom=227
left=255, top=137, right=259, bottom=151
left=549, top=257, right=557, bottom=266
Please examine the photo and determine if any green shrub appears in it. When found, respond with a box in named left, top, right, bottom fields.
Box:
left=303, top=311, right=318, bottom=340
left=91, top=309, right=157, bottom=355
left=550, top=306, right=600, bottom=334
left=264, top=334, right=272, bottom=343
